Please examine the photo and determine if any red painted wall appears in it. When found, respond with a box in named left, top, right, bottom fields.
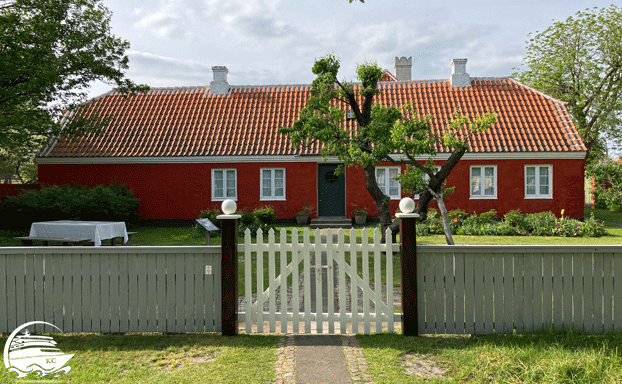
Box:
left=38, top=157, right=585, bottom=221
left=0, top=184, right=41, bottom=201
left=345, top=158, right=585, bottom=219
left=38, top=162, right=317, bottom=220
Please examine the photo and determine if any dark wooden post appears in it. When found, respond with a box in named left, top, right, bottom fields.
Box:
left=397, top=200, right=419, bottom=337
left=218, top=202, right=240, bottom=336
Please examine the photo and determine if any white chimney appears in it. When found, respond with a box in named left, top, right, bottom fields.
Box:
left=394, top=56, right=412, bottom=81
left=450, top=58, right=471, bottom=87
left=210, top=66, right=230, bottom=95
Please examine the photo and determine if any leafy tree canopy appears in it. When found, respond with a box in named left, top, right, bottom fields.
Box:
left=516, top=5, right=622, bottom=162
left=0, top=0, right=148, bottom=153
left=280, top=54, right=497, bottom=241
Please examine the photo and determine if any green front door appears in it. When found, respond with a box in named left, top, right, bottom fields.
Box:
left=318, top=164, right=345, bottom=217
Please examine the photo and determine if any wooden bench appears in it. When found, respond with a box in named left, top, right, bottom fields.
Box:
left=14, top=236, right=91, bottom=246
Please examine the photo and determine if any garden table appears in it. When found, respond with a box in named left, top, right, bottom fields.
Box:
left=29, top=220, right=128, bottom=247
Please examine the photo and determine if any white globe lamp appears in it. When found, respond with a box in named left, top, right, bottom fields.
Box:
left=221, top=199, right=237, bottom=215
left=399, top=197, right=416, bottom=214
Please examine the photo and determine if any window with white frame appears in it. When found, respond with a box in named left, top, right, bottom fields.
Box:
left=261, top=168, right=285, bottom=200
left=212, top=169, right=237, bottom=200
left=525, top=165, right=552, bottom=198
left=470, top=165, right=497, bottom=199
left=376, top=167, right=401, bottom=199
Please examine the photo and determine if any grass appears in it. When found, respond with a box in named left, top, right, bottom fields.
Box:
left=358, top=329, right=622, bottom=383
left=0, top=333, right=279, bottom=383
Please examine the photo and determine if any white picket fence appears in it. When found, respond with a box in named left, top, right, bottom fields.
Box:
left=241, top=228, right=400, bottom=334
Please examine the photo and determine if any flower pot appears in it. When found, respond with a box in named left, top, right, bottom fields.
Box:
left=354, top=213, right=367, bottom=225
left=296, top=214, right=309, bottom=225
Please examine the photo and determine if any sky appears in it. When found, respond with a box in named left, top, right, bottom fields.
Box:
left=89, top=0, right=617, bottom=98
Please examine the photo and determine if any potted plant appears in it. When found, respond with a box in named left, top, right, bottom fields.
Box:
left=296, top=209, right=310, bottom=225
left=354, top=208, right=367, bottom=225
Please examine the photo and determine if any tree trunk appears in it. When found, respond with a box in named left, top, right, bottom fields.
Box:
left=362, top=164, right=392, bottom=238
left=427, top=186, right=455, bottom=245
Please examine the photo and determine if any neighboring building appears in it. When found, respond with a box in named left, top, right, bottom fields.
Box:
left=36, top=57, right=587, bottom=222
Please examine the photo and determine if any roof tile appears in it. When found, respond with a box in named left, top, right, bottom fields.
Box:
left=40, top=78, right=586, bottom=158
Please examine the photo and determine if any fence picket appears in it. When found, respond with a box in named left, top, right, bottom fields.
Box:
left=562, top=254, right=574, bottom=328
left=34, top=255, right=44, bottom=332
left=245, top=229, right=252, bottom=334
left=280, top=228, right=288, bottom=333
left=91, top=254, right=101, bottom=333
left=493, top=253, right=505, bottom=332
left=552, top=254, right=563, bottom=330
left=473, top=253, right=485, bottom=333
left=444, top=250, right=455, bottom=334
left=268, top=229, right=276, bottom=333
left=338, top=229, right=346, bottom=334
left=373, top=229, right=382, bottom=333
left=542, top=254, right=553, bottom=329
left=362, top=229, right=370, bottom=334
left=603, top=253, right=614, bottom=332
left=25, top=254, right=34, bottom=328
left=593, top=252, right=604, bottom=333
left=523, top=252, right=534, bottom=332
left=327, top=229, right=335, bottom=334
left=453, top=251, right=465, bottom=334
left=303, top=228, right=312, bottom=333
left=614, top=254, right=622, bottom=331
left=349, top=228, right=358, bottom=334
left=315, top=228, right=323, bottom=333
left=184, top=254, right=195, bottom=332
left=155, top=253, right=166, bottom=333
left=15, top=254, right=26, bottom=327
left=573, top=252, right=584, bottom=332
left=256, top=229, right=264, bottom=333
left=484, top=252, right=495, bottom=333
left=583, top=253, right=594, bottom=333
left=292, top=228, right=300, bottom=334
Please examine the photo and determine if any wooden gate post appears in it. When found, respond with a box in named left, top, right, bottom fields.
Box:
left=396, top=198, right=420, bottom=337
left=218, top=200, right=241, bottom=336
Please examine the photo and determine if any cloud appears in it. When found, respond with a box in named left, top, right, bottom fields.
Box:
left=137, top=12, right=190, bottom=40
left=125, top=51, right=213, bottom=86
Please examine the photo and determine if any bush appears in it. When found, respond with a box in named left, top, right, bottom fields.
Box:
left=253, top=206, right=275, bottom=225
left=0, top=184, right=140, bottom=230
left=524, top=211, right=556, bottom=236
left=579, top=214, right=608, bottom=237
left=240, top=211, right=257, bottom=226
left=478, top=209, right=498, bottom=224
left=504, top=209, right=525, bottom=228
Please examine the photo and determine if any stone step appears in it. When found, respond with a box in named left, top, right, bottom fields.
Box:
left=310, top=217, right=353, bottom=229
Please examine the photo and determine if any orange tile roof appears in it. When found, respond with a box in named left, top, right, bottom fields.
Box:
left=39, top=77, right=586, bottom=159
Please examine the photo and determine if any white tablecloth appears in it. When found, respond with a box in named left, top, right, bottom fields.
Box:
left=29, top=221, right=128, bottom=247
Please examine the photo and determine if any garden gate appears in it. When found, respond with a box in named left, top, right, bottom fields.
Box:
left=240, top=227, right=400, bottom=334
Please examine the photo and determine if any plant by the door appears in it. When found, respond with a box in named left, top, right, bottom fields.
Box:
left=354, top=208, right=368, bottom=225
left=296, top=206, right=313, bottom=225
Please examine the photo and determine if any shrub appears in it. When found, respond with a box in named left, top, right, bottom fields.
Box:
left=0, top=184, right=140, bottom=230
left=524, top=211, right=557, bottom=236
left=240, top=211, right=257, bottom=226
left=579, top=214, right=607, bottom=237
left=504, top=209, right=525, bottom=228
left=253, top=206, right=275, bottom=225
left=478, top=209, right=498, bottom=224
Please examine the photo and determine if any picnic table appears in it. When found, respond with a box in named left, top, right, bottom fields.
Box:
left=22, top=220, right=130, bottom=247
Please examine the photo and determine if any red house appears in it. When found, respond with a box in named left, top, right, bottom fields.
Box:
left=36, top=57, right=587, bottom=222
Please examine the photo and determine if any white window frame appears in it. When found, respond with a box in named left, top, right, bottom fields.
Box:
left=470, top=165, right=497, bottom=199
left=414, top=166, right=441, bottom=200
left=260, top=168, right=286, bottom=201
left=525, top=165, right=553, bottom=199
left=212, top=169, right=237, bottom=201
left=376, top=166, right=401, bottom=200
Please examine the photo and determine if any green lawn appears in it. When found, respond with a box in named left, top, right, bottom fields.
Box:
left=0, top=333, right=279, bottom=383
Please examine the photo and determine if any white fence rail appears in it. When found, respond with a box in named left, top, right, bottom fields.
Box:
left=0, top=246, right=221, bottom=334
left=417, top=245, right=622, bottom=334
left=242, top=228, right=399, bottom=334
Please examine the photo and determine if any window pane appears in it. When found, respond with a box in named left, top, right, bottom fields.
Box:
left=485, top=177, right=494, bottom=195
left=275, top=187, right=284, bottom=197
left=526, top=175, right=535, bottom=195
left=526, top=167, right=535, bottom=177
left=389, top=168, right=398, bottom=178
left=540, top=185, right=549, bottom=195
left=275, top=169, right=284, bottom=179
left=275, top=178, right=284, bottom=188
left=471, top=167, right=481, bottom=195
left=226, top=170, right=235, bottom=180
left=389, top=187, right=398, bottom=197
left=262, top=170, right=271, bottom=179
left=485, top=167, right=494, bottom=177
left=376, top=168, right=386, bottom=190
left=214, top=170, right=223, bottom=180
left=263, top=187, right=271, bottom=197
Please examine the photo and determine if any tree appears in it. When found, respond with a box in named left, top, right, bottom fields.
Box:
left=279, top=54, right=497, bottom=242
left=0, top=0, right=148, bottom=158
left=586, top=159, right=622, bottom=211
left=516, top=5, right=622, bottom=163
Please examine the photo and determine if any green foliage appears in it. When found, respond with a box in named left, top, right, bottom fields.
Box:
left=524, top=211, right=557, bottom=236
left=0, top=183, right=140, bottom=230
left=240, top=211, right=257, bottom=226
left=504, top=209, right=525, bottom=228
left=580, top=213, right=608, bottom=237
left=448, top=209, right=469, bottom=222
left=517, top=5, right=622, bottom=161
left=253, top=206, right=275, bottom=226
left=477, top=209, right=498, bottom=224
left=586, top=160, right=622, bottom=211
left=0, top=0, right=148, bottom=152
